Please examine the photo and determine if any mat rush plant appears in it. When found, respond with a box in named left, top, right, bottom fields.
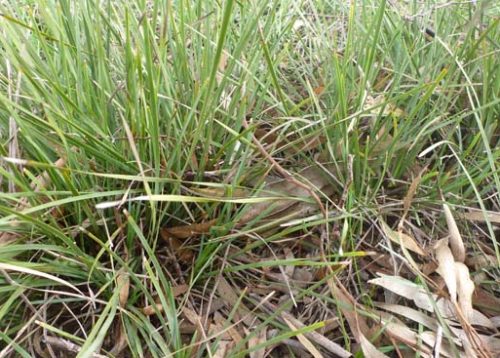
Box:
left=1, top=0, right=499, bottom=357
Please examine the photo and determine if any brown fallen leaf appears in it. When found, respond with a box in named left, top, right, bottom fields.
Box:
left=313, top=85, right=325, bottom=95
left=442, top=203, right=466, bottom=262
left=182, top=306, right=206, bottom=357
left=159, top=165, right=335, bottom=241
left=182, top=306, right=201, bottom=326
left=491, top=316, right=500, bottom=329
left=283, top=247, right=295, bottom=278
left=465, top=254, right=497, bottom=271
left=450, top=327, right=495, bottom=358
left=207, top=322, right=231, bottom=340
left=216, top=49, right=228, bottom=85
left=109, top=323, right=128, bottom=357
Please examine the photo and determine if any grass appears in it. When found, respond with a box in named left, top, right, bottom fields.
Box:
left=0, top=0, right=499, bottom=357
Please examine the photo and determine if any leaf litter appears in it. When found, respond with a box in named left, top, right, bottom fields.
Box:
left=149, top=154, right=500, bottom=357
left=18, top=105, right=496, bottom=357
left=8, top=138, right=497, bottom=357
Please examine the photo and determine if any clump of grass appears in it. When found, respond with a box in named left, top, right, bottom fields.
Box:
left=1, top=0, right=499, bottom=357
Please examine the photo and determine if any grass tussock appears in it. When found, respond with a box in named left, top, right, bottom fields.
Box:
left=0, top=0, right=499, bottom=357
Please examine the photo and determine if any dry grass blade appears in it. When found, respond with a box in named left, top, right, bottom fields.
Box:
left=442, top=203, right=466, bottom=262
